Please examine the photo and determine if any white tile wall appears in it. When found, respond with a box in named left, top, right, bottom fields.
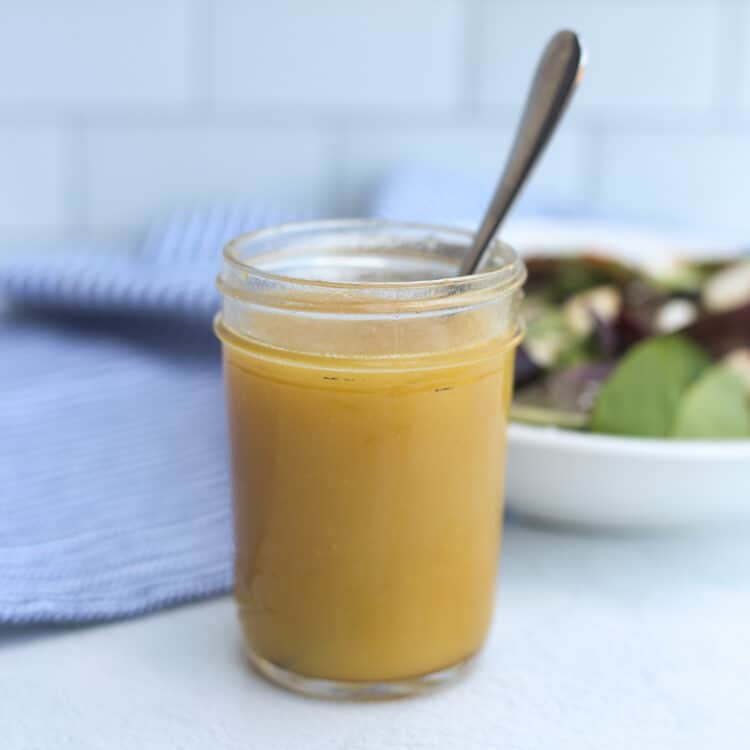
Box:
left=338, top=123, right=588, bottom=214
left=85, top=125, right=332, bottom=229
left=599, top=128, right=750, bottom=233
left=735, top=1, right=750, bottom=110
left=212, top=0, right=464, bottom=111
left=0, top=0, right=748, bottom=247
left=0, top=126, right=67, bottom=231
left=0, top=1, right=193, bottom=108
left=476, top=0, right=723, bottom=117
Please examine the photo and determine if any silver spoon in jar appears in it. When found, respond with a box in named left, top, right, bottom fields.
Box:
left=459, top=30, right=586, bottom=276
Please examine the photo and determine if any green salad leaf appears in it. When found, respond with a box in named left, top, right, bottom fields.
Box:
left=672, top=366, right=750, bottom=438
left=591, top=335, right=710, bottom=437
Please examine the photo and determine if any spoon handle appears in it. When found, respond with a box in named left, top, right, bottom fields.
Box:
left=459, top=30, right=585, bottom=276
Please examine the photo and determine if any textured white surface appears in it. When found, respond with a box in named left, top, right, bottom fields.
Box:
left=2, top=522, right=749, bottom=749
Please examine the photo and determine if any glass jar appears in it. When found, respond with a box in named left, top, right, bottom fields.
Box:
left=215, top=220, right=525, bottom=698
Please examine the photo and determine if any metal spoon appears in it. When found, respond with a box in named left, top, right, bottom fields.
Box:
left=459, top=30, right=586, bottom=276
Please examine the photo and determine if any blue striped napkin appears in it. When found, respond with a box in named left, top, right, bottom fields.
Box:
left=0, top=203, right=296, bottom=623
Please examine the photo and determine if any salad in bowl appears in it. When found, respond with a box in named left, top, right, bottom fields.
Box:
left=513, top=253, right=750, bottom=438
left=500, top=221, right=750, bottom=528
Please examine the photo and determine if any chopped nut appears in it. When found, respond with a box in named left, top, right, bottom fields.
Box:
left=562, top=285, right=622, bottom=337
left=722, top=349, right=750, bottom=395
left=702, top=260, right=750, bottom=313
left=654, top=299, right=698, bottom=333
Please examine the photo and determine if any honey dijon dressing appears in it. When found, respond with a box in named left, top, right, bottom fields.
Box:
left=216, top=220, right=525, bottom=693
left=219, top=326, right=515, bottom=681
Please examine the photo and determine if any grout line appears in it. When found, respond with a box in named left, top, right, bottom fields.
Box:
left=189, top=0, right=214, bottom=109
left=0, top=107, right=493, bottom=129
left=715, top=0, right=743, bottom=114
left=581, top=121, right=605, bottom=210
left=459, top=0, right=482, bottom=114
left=2, top=107, right=750, bottom=131
left=325, top=127, right=352, bottom=218
left=63, top=118, right=87, bottom=238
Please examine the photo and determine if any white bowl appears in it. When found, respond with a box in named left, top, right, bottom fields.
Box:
left=501, top=218, right=750, bottom=528
left=505, top=423, right=750, bottom=528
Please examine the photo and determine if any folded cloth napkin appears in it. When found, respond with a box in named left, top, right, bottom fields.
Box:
left=0, top=203, right=297, bottom=623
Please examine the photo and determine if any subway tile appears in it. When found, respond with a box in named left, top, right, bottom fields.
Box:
left=0, top=1, right=192, bottom=107
left=476, top=0, right=721, bottom=117
left=338, top=122, right=590, bottom=215
left=736, top=1, right=750, bottom=110
left=597, top=129, right=750, bottom=232
left=84, top=126, right=331, bottom=230
left=211, top=0, right=464, bottom=111
left=0, top=126, right=66, bottom=231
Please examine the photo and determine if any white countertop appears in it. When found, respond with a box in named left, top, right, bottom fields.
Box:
left=2, top=521, right=749, bottom=750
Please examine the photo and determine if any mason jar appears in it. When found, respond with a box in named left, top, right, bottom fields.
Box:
left=215, top=220, right=525, bottom=698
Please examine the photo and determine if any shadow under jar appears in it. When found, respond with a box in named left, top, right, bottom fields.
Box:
left=215, top=220, right=526, bottom=699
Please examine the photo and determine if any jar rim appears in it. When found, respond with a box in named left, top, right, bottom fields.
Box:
left=221, top=218, right=526, bottom=293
